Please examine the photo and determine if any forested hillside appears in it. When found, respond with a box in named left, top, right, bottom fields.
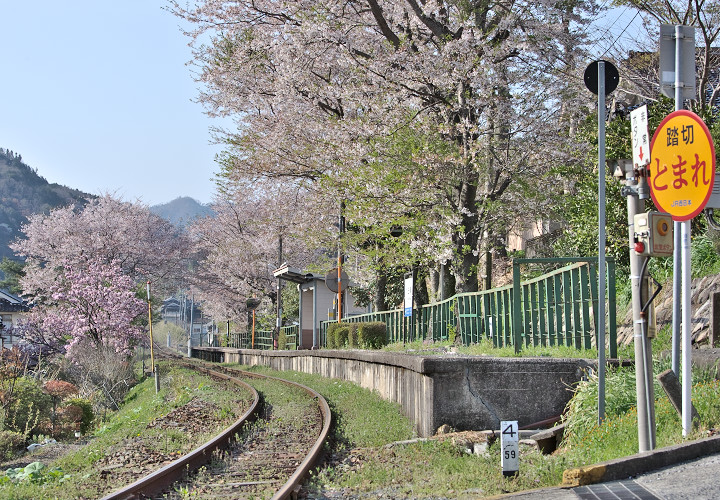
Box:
left=0, top=148, right=92, bottom=259
left=150, top=196, right=213, bottom=227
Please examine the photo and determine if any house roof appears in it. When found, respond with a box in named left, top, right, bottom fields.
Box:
left=0, top=289, right=29, bottom=313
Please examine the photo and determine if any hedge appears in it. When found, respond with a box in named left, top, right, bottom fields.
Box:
left=326, top=321, right=387, bottom=350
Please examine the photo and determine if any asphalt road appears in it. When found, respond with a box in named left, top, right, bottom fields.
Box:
left=497, top=443, right=720, bottom=499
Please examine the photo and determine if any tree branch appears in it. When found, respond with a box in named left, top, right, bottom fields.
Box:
left=366, top=0, right=401, bottom=48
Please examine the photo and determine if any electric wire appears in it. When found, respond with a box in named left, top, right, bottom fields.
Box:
left=599, top=10, right=643, bottom=59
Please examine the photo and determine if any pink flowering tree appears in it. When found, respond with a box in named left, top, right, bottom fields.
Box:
left=15, top=259, right=146, bottom=363
left=188, top=180, right=319, bottom=326
left=11, top=194, right=190, bottom=298
left=171, top=0, right=597, bottom=296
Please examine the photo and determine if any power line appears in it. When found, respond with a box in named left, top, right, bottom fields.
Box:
left=600, top=10, right=643, bottom=58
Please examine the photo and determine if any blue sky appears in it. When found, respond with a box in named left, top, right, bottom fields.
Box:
left=1, top=3, right=644, bottom=207
left=1, top=1, right=229, bottom=206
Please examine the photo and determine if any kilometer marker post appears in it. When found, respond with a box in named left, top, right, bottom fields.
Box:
left=500, top=420, right=519, bottom=477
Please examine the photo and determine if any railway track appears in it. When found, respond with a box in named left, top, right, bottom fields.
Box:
left=101, top=355, right=331, bottom=500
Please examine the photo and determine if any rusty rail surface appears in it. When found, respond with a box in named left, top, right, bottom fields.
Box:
left=101, top=356, right=331, bottom=500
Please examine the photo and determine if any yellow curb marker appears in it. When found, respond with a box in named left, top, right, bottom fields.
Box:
left=562, top=465, right=607, bottom=487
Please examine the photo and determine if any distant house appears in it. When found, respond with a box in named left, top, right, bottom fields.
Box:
left=162, top=296, right=210, bottom=339
left=0, top=289, right=30, bottom=348
left=161, top=297, right=182, bottom=323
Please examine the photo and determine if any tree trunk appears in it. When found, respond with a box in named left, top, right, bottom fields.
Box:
left=374, top=269, right=388, bottom=312
left=452, top=180, right=480, bottom=293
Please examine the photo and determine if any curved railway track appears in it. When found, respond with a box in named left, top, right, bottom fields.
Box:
left=101, top=355, right=331, bottom=500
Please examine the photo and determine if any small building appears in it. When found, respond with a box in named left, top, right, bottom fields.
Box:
left=273, top=264, right=366, bottom=349
left=0, top=289, right=30, bottom=348
left=161, top=297, right=182, bottom=323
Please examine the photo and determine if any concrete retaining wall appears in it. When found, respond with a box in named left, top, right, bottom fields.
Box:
left=192, top=347, right=592, bottom=437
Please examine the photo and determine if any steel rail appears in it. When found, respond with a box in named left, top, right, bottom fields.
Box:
left=100, top=362, right=259, bottom=500
left=198, top=363, right=333, bottom=500
left=101, top=357, right=331, bottom=500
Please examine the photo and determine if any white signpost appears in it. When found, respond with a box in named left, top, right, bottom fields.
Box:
left=404, top=272, right=413, bottom=318
left=500, top=420, right=519, bottom=476
left=630, top=105, right=651, bottom=168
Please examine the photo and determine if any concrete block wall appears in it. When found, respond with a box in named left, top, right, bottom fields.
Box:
left=192, top=347, right=591, bottom=437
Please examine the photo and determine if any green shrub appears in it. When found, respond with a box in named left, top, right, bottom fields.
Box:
left=562, top=366, right=638, bottom=448
left=4, top=377, right=53, bottom=436
left=347, top=324, right=359, bottom=348
left=327, top=322, right=387, bottom=349
left=326, top=324, right=337, bottom=348
left=61, top=398, right=94, bottom=435
left=277, top=329, right=287, bottom=350
left=335, top=325, right=349, bottom=348
left=326, top=323, right=350, bottom=348
left=0, top=430, right=25, bottom=461
left=358, top=322, right=388, bottom=349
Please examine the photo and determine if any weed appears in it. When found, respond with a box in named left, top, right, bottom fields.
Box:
left=0, top=361, right=252, bottom=499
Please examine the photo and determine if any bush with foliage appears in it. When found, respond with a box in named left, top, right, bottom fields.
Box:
left=277, top=329, right=288, bottom=350
left=0, top=430, right=25, bottom=461
left=357, top=322, right=387, bottom=349
left=326, top=322, right=387, bottom=350
left=562, top=366, right=638, bottom=448
left=3, top=377, right=52, bottom=436
left=42, top=379, right=79, bottom=438
left=59, top=398, right=94, bottom=436
left=326, top=323, right=350, bottom=349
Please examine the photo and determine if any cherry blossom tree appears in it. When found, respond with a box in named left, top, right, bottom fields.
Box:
left=172, top=0, right=598, bottom=294
left=613, top=0, right=720, bottom=112
left=14, top=259, right=146, bottom=362
left=11, top=194, right=190, bottom=298
left=188, top=180, right=319, bottom=325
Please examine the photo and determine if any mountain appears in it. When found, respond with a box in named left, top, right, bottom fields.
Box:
left=0, top=148, right=93, bottom=260
left=150, top=196, right=214, bottom=227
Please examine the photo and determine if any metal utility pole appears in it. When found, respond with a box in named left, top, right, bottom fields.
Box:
left=597, top=61, right=608, bottom=425
left=584, top=59, right=619, bottom=426
left=660, top=23, right=697, bottom=436
left=338, top=202, right=346, bottom=323
left=146, top=282, right=155, bottom=373
left=276, top=234, right=283, bottom=349
left=615, top=155, right=657, bottom=453
left=146, top=281, right=159, bottom=393
left=623, top=164, right=656, bottom=452
left=189, top=294, right=194, bottom=347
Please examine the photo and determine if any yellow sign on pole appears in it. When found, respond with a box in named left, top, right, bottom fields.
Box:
left=649, top=110, right=716, bottom=221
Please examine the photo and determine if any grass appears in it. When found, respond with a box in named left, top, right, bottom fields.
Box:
left=226, top=364, right=416, bottom=447
left=0, top=361, right=253, bottom=499
left=313, top=440, right=570, bottom=497
left=2, top=353, right=716, bottom=498
left=382, top=336, right=638, bottom=360
left=559, top=373, right=720, bottom=466
left=225, top=361, right=720, bottom=498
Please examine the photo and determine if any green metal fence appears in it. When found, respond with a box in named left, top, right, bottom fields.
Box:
left=280, top=325, right=298, bottom=350
left=320, top=257, right=617, bottom=356
left=227, top=331, right=250, bottom=349
left=511, top=258, right=616, bottom=356
left=226, top=326, right=298, bottom=350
